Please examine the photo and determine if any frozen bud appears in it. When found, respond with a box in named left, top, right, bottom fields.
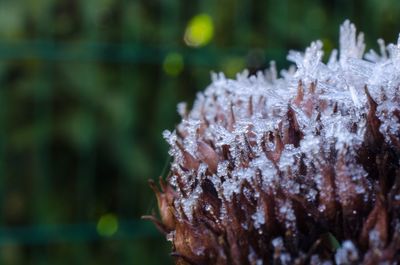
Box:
left=147, top=20, right=400, bottom=264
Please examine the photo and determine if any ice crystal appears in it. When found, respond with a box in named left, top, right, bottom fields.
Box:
left=251, top=205, right=265, bottom=229
left=148, top=20, right=400, bottom=265
left=335, top=241, right=359, bottom=264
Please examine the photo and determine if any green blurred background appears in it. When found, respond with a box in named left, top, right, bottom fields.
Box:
left=0, top=0, right=399, bottom=264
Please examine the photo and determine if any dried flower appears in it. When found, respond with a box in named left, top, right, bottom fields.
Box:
left=145, top=21, right=400, bottom=264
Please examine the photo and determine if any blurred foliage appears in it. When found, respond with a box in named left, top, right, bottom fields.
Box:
left=0, top=0, right=400, bottom=264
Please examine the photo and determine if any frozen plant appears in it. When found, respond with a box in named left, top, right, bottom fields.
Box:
left=145, top=20, right=400, bottom=264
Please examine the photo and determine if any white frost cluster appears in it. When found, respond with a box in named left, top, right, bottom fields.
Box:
left=334, top=240, right=359, bottom=264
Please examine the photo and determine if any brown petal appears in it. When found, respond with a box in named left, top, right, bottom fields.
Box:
left=364, top=85, right=383, bottom=144
left=318, top=165, right=337, bottom=220
left=359, top=196, right=388, bottom=249
left=197, top=141, right=219, bottom=173
left=282, top=107, right=303, bottom=147
left=177, top=141, right=200, bottom=171
left=148, top=178, right=177, bottom=232
left=293, top=80, right=304, bottom=107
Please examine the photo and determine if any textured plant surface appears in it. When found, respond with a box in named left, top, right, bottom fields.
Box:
left=146, top=21, right=400, bottom=264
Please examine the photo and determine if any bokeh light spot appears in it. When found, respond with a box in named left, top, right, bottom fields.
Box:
left=97, top=213, right=119, bottom=237
left=163, top=52, right=184, bottom=76
left=184, top=13, right=214, bottom=47
left=221, top=57, right=246, bottom=78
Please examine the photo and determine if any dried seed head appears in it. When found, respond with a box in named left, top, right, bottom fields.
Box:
left=149, top=20, right=400, bottom=264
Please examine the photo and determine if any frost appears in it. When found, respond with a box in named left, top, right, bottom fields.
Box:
left=335, top=240, right=359, bottom=264
left=252, top=205, right=265, bottom=229
left=306, top=188, right=317, bottom=202
left=163, top=20, right=400, bottom=261
left=163, top=130, right=176, bottom=146
left=181, top=119, right=201, bottom=156
left=248, top=247, right=263, bottom=265
left=272, top=238, right=292, bottom=265
left=221, top=178, right=240, bottom=200
left=339, top=20, right=365, bottom=62
left=278, top=201, right=296, bottom=229
left=278, top=145, right=299, bottom=172
left=271, top=237, right=284, bottom=248
left=288, top=40, right=324, bottom=85
left=368, top=229, right=383, bottom=248
left=177, top=102, right=188, bottom=118
left=166, top=231, right=175, bottom=242
left=181, top=184, right=203, bottom=221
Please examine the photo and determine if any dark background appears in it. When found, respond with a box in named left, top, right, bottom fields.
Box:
left=0, top=0, right=399, bottom=264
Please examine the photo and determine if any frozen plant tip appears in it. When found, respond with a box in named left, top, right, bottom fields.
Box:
left=145, top=20, right=400, bottom=264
